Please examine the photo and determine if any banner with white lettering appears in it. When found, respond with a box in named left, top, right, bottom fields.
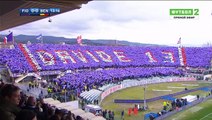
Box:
left=25, top=44, right=181, bottom=72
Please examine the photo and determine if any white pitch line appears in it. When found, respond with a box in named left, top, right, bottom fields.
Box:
left=200, top=113, right=212, bottom=120
left=152, top=89, right=172, bottom=92
left=181, top=84, right=199, bottom=86
left=168, top=86, right=185, bottom=89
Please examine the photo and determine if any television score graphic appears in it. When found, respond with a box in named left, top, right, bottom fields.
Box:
left=20, top=8, right=60, bottom=16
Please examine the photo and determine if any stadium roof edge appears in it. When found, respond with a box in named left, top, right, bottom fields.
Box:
left=0, top=0, right=91, bottom=31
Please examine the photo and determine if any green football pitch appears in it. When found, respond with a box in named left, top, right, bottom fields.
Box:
left=100, top=81, right=212, bottom=120
left=165, top=99, right=212, bottom=120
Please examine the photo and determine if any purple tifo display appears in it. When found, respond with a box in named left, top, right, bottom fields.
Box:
left=184, top=47, right=212, bottom=68
left=0, top=44, right=211, bottom=74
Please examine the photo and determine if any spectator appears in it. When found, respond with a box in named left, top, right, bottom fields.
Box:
left=76, top=116, right=83, bottom=120
left=197, top=95, right=200, bottom=100
left=103, top=110, right=106, bottom=118
left=71, top=114, right=75, bottom=120
left=23, top=96, right=45, bottom=120
left=39, top=91, right=44, bottom=99
left=49, top=109, right=64, bottom=120
left=96, top=99, right=99, bottom=105
left=29, top=81, right=32, bottom=89
left=185, top=98, right=188, bottom=105
left=18, top=92, right=28, bottom=108
left=121, top=110, right=124, bottom=119
left=134, top=107, right=138, bottom=115
left=39, top=98, right=49, bottom=120
left=105, top=109, right=108, bottom=118
left=149, top=114, right=154, bottom=120
left=109, top=110, right=112, bottom=120
left=16, top=109, right=37, bottom=120
left=128, top=108, right=132, bottom=116
left=63, top=111, right=73, bottom=120
left=137, top=104, right=140, bottom=110
left=106, top=110, right=110, bottom=120
left=171, top=100, right=176, bottom=110
left=111, top=111, right=115, bottom=120
left=157, top=112, right=162, bottom=116
left=0, top=79, right=4, bottom=88
left=47, top=107, right=55, bottom=120
left=23, top=96, right=37, bottom=111
left=163, top=101, right=167, bottom=110
left=0, top=84, right=21, bottom=120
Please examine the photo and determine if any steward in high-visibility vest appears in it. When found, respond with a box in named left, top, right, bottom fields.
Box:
left=84, top=85, right=87, bottom=91
left=48, top=88, right=52, bottom=93
left=29, top=82, right=32, bottom=88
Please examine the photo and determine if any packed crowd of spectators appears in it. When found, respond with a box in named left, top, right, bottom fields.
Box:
left=34, top=67, right=184, bottom=105
left=53, top=67, right=183, bottom=96
left=0, top=83, right=86, bottom=120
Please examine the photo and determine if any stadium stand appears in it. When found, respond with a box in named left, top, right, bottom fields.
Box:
left=0, top=43, right=211, bottom=120
left=0, top=44, right=211, bottom=75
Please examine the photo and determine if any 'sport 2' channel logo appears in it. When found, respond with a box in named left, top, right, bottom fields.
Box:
left=170, top=9, right=199, bottom=19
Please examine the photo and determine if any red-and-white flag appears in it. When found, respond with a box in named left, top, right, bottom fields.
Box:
left=177, top=37, right=181, bottom=44
left=3, top=37, right=7, bottom=44
left=77, top=35, right=82, bottom=45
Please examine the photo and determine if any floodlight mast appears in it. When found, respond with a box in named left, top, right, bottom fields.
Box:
left=143, top=82, right=147, bottom=110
